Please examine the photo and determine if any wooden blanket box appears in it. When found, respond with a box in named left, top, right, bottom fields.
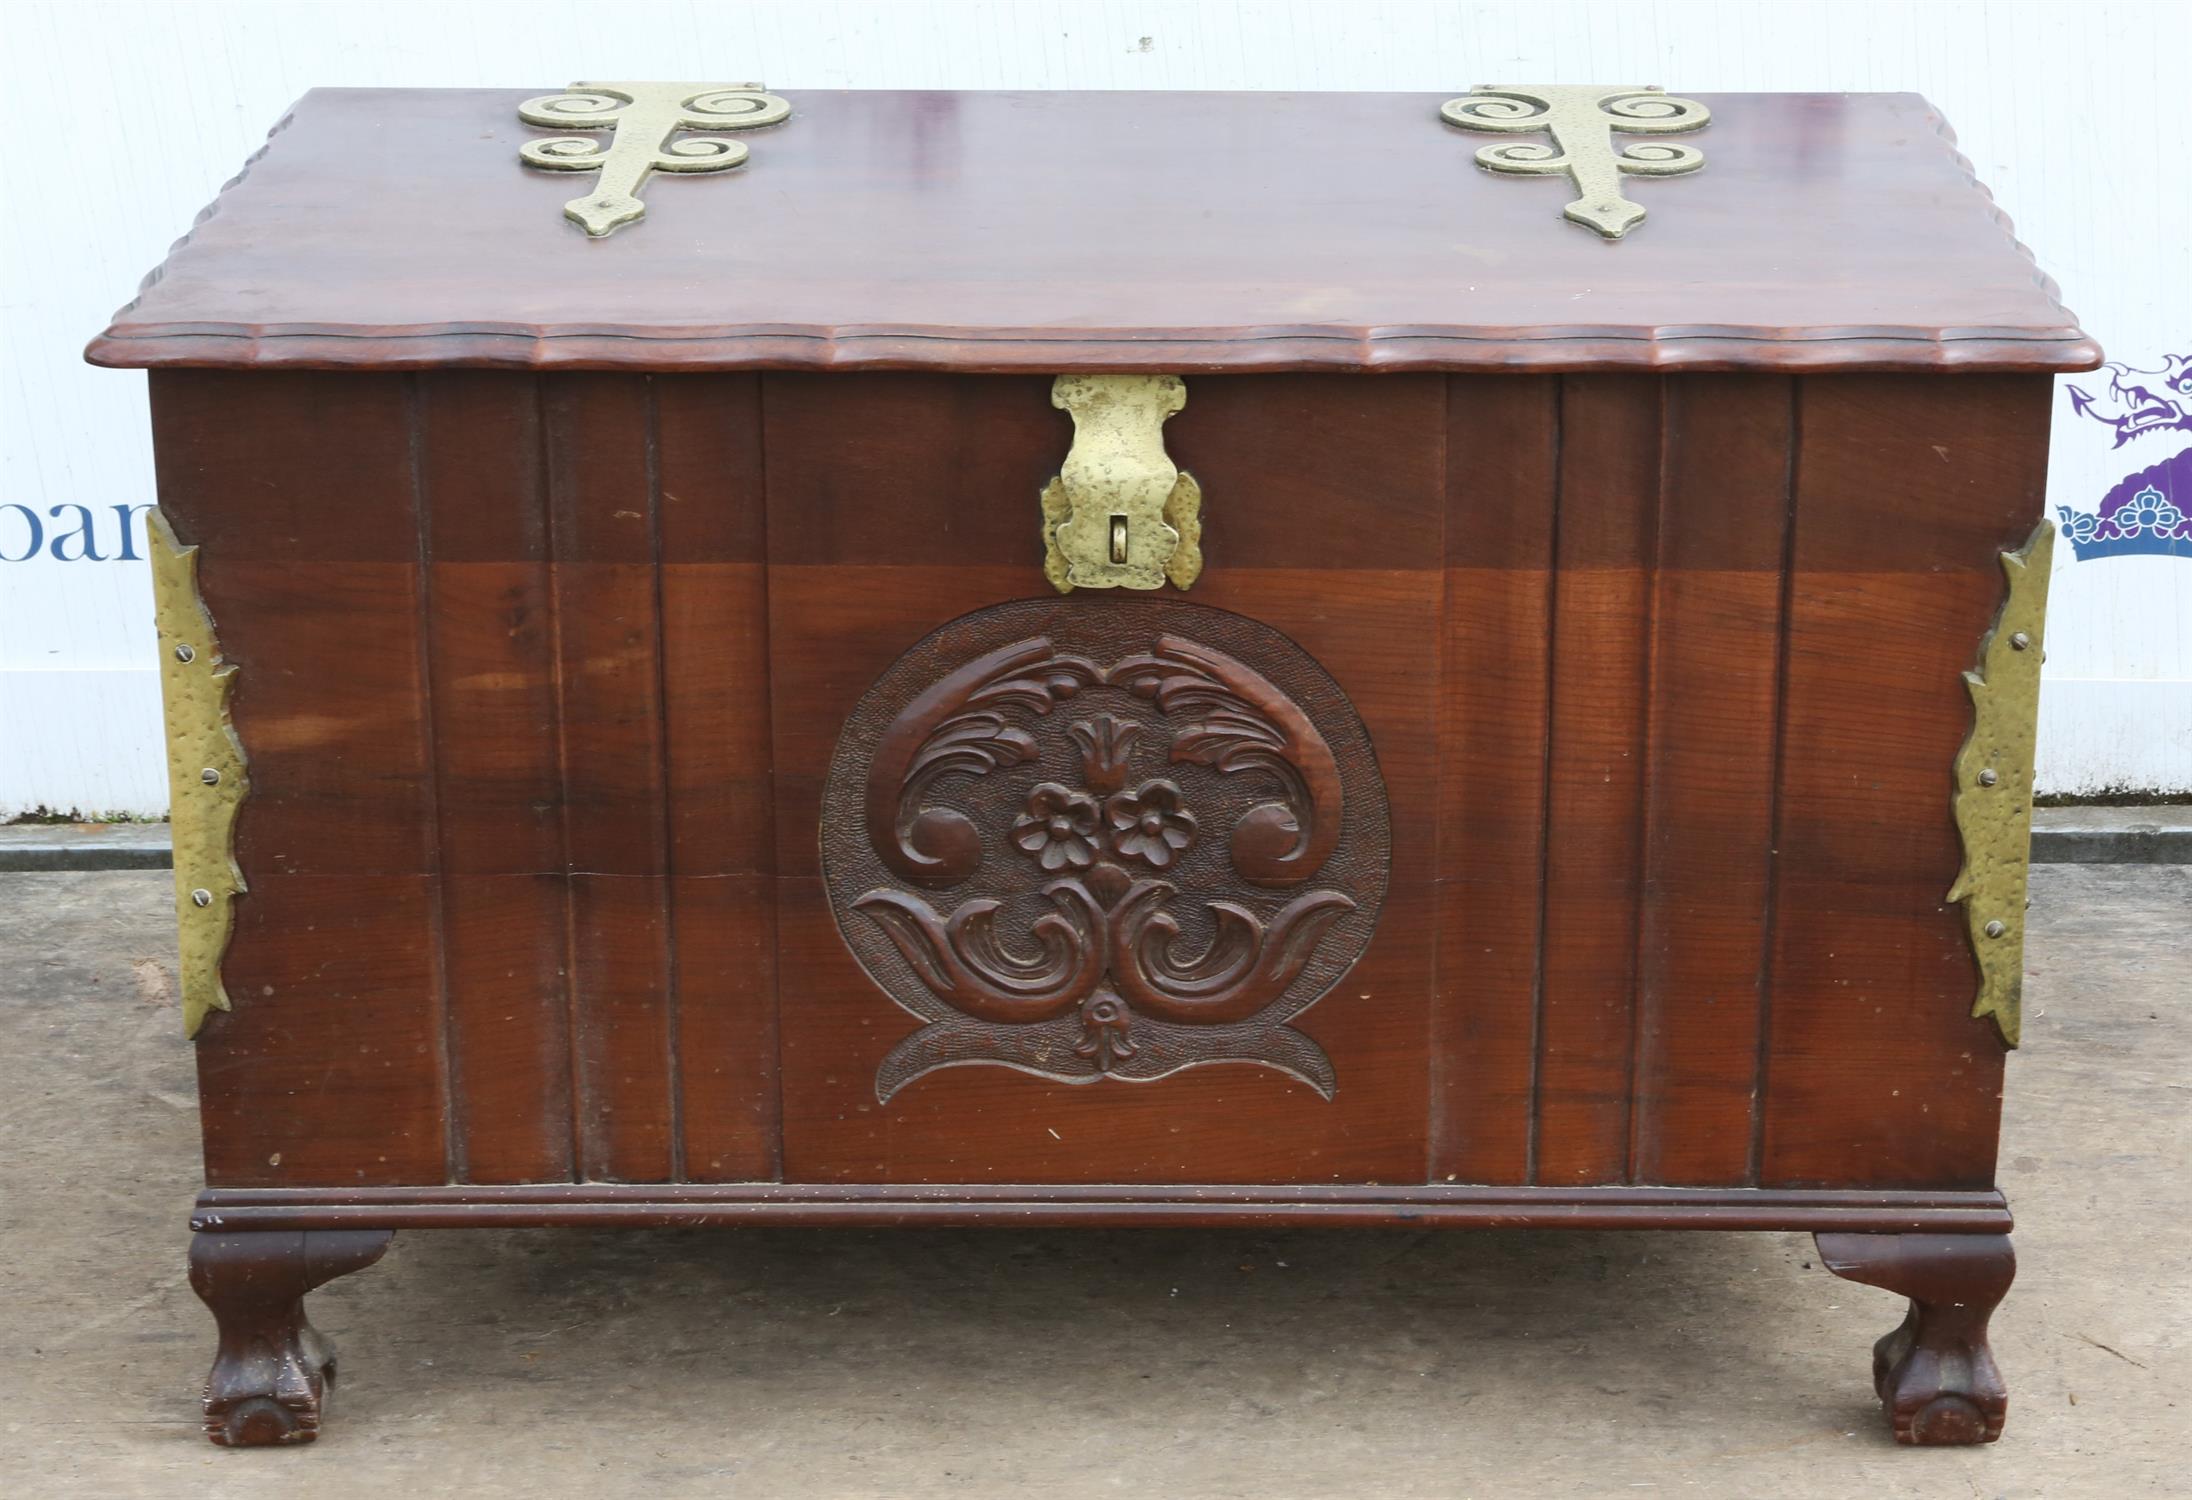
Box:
left=89, top=84, right=2095, bottom=1447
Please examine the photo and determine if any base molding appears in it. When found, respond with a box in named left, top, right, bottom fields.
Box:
left=195, top=1182, right=2011, bottom=1234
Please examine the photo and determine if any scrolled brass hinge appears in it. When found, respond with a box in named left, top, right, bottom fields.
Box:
left=518, top=82, right=790, bottom=237
left=1948, top=520, right=2054, bottom=1048
left=1440, top=85, right=1709, bottom=239
left=1041, top=375, right=1203, bottom=593
left=150, top=510, right=248, bottom=1038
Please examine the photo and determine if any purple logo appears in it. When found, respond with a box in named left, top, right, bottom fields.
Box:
left=2058, top=351, right=2192, bottom=561
left=2067, top=353, right=2192, bottom=447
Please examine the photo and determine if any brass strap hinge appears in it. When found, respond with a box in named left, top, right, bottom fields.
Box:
left=1042, top=375, right=1203, bottom=593
left=1948, top=521, right=2055, bottom=1048
left=1440, top=85, right=1710, bottom=239
left=518, top=82, right=790, bottom=237
left=150, top=510, right=249, bottom=1038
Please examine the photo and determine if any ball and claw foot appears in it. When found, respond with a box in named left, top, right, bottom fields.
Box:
left=1816, top=1231, right=2015, bottom=1446
left=189, top=1228, right=392, bottom=1447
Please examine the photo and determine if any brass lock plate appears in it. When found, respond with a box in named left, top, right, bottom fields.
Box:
left=1042, top=375, right=1202, bottom=592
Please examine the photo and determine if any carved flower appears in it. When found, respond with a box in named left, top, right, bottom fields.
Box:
left=1105, top=779, right=1198, bottom=869
left=1012, top=783, right=1101, bottom=871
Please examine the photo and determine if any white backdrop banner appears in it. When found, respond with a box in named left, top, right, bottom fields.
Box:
left=3, top=0, right=2186, bottom=815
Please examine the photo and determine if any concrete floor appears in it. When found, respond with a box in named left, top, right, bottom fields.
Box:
left=1, top=866, right=2184, bottom=1499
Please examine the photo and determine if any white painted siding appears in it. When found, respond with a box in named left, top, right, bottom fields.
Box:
left=4, top=0, right=2187, bottom=814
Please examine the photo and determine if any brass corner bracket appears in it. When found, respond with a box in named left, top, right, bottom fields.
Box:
left=1042, top=375, right=1203, bottom=593
left=1440, top=85, right=1709, bottom=239
left=1948, top=521, right=2055, bottom=1047
left=150, top=510, right=249, bottom=1038
left=518, top=82, right=790, bottom=237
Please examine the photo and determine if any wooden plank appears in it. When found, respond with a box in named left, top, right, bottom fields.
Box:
left=1760, top=376, right=2047, bottom=1189
left=568, top=874, right=675, bottom=1181
left=208, top=561, right=436, bottom=877
left=199, top=875, right=447, bottom=1186
left=1167, top=373, right=1448, bottom=570
left=762, top=372, right=1062, bottom=571
left=1628, top=376, right=1794, bottom=1186
left=416, top=371, right=571, bottom=1183
left=1433, top=374, right=1557, bottom=1186
left=149, top=372, right=417, bottom=563
left=151, top=373, right=434, bottom=877
left=543, top=374, right=674, bottom=1181
left=673, top=875, right=778, bottom=1181
left=1534, top=375, right=1659, bottom=1186
left=438, top=874, right=573, bottom=1182
left=657, top=375, right=772, bottom=875
left=657, top=374, right=777, bottom=1181
left=416, top=371, right=561, bottom=874
left=149, top=372, right=453, bottom=1190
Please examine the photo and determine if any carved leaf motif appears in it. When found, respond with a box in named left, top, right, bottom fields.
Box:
left=1109, top=885, right=1356, bottom=1024
left=868, top=638, right=1100, bottom=888
left=824, top=599, right=1390, bottom=1104
left=906, top=712, right=1038, bottom=797
left=852, top=881, right=1103, bottom=1023
left=967, top=660, right=1102, bottom=716
left=1110, top=636, right=1341, bottom=887
left=1168, top=710, right=1286, bottom=767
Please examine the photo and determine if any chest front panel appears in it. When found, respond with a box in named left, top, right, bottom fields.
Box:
left=154, top=368, right=2042, bottom=1193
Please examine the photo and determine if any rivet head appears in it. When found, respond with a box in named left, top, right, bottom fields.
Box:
left=200, top=767, right=221, bottom=786
left=1984, top=919, right=2007, bottom=939
left=2010, top=631, right=2031, bottom=651
left=174, top=643, right=196, bottom=663
left=1977, top=768, right=1999, bottom=787
left=190, top=888, right=214, bottom=908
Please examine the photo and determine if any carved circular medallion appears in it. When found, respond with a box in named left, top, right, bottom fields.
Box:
left=820, top=598, right=1390, bottom=1103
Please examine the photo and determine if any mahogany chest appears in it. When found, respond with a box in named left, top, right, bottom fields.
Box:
left=90, top=85, right=2096, bottom=1448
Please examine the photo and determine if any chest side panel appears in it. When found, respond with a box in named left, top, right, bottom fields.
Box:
left=1432, top=373, right=2032, bottom=1191
left=1758, top=375, right=2045, bottom=1188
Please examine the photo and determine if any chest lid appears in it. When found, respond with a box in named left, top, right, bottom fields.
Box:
left=88, top=87, right=2096, bottom=374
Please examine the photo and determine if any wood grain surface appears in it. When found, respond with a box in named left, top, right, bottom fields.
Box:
left=92, top=90, right=2096, bottom=374
left=153, top=366, right=2046, bottom=1203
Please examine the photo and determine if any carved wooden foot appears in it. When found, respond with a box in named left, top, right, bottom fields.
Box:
left=187, top=1229, right=393, bottom=1447
left=1814, top=1231, right=2015, bottom=1445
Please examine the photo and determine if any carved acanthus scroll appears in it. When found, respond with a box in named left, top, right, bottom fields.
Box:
left=821, top=600, right=1389, bottom=1103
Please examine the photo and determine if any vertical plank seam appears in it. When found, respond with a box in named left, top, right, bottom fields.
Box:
left=1626, top=378, right=1672, bottom=1185
left=1749, top=378, right=1803, bottom=1187
left=542, top=376, right=586, bottom=1183
left=648, top=378, right=687, bottom=1182
left=757, top=373, right=785, bottom=1183
left=1526, top=377, right=1563, bottom=1187
left=408, top=374, right=463, bottom=1185
left=1425, top=375, right=1451, bottom=1186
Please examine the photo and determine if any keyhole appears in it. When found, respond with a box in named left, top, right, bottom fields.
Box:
left=1109, top=514, right=1128, bottom=564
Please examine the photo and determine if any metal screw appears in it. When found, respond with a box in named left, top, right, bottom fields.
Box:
left=200, top=767, right=221, bottom=786
left=1984, top=919, right=2007, bottom=939
left=1977, top=768, right=1999, bottom=787
left=2009, top=631, right=2031, bottom=651
left=174, top=644, right=196, bottom=663
left=190, top=888, right=214, bottom=908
